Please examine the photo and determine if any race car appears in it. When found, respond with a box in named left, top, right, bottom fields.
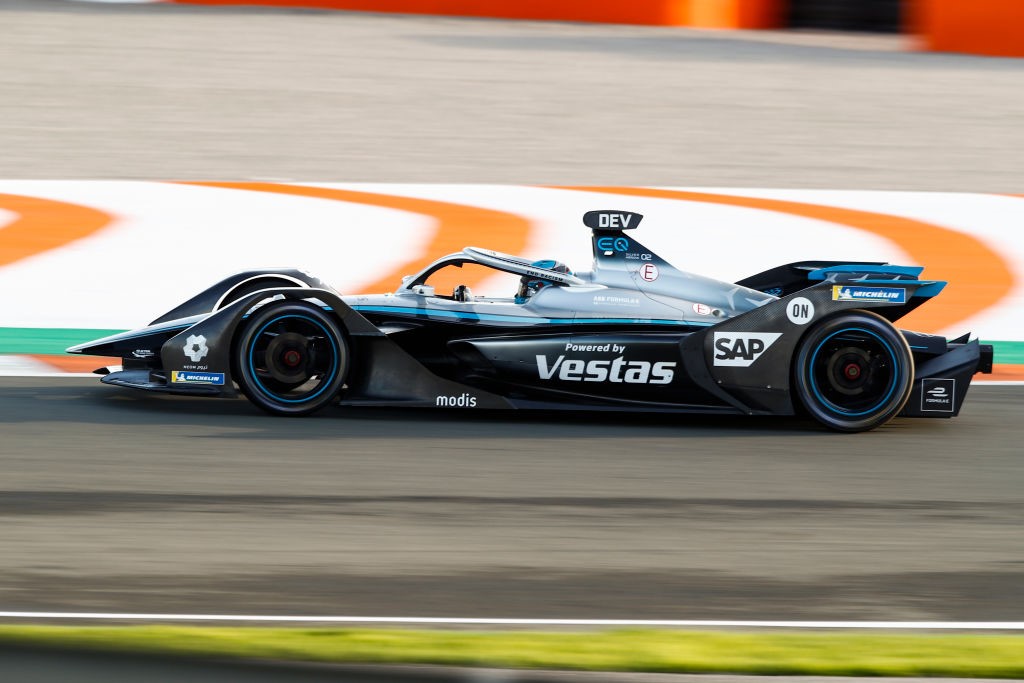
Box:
left=69, top=210, right=993, bottom=432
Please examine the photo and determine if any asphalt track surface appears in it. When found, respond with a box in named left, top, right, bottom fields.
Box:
left=2, top=0, right=1024, bottom=190
left=1, top=377, right=1022, bottom=620
left=1, top=0, right=1023, bottom=631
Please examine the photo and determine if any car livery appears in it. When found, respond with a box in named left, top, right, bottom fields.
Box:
left=69, top=210, right=993, bottom=432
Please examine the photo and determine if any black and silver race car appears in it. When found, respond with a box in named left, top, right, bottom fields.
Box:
left=69, top=210, right=993, bottom=432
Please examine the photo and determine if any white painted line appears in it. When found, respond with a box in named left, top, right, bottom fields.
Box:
left=0, top=613, right=1022, bottom=629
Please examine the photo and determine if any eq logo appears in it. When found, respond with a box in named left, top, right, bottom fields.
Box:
left=712, top=332, right=782, bottom=367
left=786, top=297, right=814, bottom=325
left=596, top=236, right=630, bottom=252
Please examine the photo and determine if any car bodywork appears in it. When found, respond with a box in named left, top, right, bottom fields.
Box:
left=69, top=210, right=993, bottom=431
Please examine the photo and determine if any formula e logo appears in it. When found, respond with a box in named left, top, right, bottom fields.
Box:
left=713, top=332, right=782, bottom=367
left=536, top=356, right=675, bottom=384
left=596, top=236, right=630, bottom=252
left=832, top=286, right=906, bottom=304
left=435, top=393, right=477, bottom=408
left=183, top=334, right=209, bottom=362
left=921, top=378, right=954, bottom=412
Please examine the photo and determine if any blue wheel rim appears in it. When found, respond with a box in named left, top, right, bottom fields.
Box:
left=247, top=314, right=340, bottom=404
left=808, top=326, right=901, bottom=417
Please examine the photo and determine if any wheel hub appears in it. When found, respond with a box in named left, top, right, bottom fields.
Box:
left=265, top=332, right=312, bottom=383
left=826, top=347, right=872, bottom=396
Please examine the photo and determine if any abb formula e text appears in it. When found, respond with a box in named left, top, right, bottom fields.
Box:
left=70, top=210, right=992, bottom=432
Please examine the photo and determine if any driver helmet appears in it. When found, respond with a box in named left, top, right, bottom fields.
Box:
left=515, top=260, right=573, bottom=304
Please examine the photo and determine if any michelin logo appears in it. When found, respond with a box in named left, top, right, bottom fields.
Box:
left=171, top=371, right=225, bottom=385
left=832, top=286, right=906, bottom=304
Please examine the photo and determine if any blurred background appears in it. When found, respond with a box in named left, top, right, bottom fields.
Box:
left=0, top=0, right=1022, bottom=676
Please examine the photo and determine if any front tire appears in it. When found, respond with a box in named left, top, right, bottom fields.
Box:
left=234, top=302, right=348, bottom=416
left=793, top=311, right=913, bottom=432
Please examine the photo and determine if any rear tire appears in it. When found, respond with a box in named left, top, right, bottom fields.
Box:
left=793, top=311, right=913, bottom=432
left=234, top=302, right=348, bottom=416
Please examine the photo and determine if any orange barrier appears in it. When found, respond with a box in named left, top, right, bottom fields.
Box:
left=172, top=0, right=781, bottom=28
left=918, top=0, right=1024, bottom=57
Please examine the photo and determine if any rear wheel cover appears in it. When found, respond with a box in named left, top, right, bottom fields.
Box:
left=794, top=311, right=913, bottom=432
left=234, top=303, right=348, bottom=416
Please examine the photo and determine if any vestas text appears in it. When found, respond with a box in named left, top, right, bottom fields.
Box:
left=536, top=355, right=675, bottom=384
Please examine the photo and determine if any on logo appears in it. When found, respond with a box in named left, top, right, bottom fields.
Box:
left=712, top=332, right=782, bottom=367
left=786, top=297, right=814, bottom=325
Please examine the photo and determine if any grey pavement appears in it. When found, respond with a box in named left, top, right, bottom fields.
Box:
left=0, top=378, right=1021, bottom=621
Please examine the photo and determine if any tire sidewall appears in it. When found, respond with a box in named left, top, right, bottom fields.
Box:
left=793, top=310, right=913, bottom=432
left=234, top=302, right=348, bottom=416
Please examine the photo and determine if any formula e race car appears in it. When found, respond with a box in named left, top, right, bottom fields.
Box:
left=69, top=210, right=993, bottom=432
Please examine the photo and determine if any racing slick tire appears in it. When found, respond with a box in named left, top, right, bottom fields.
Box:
left=234, top=302, right=349, bottom=416
left=793, top=310, right=913, bottom=433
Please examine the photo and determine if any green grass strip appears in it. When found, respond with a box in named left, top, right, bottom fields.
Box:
left=0, top=327, right=125, bottom=355
left=0, top=627, right=1021, bottom=678
left=2, top=327, right=1024, bottom=365
left=985, top=340, right=1024, bottom=364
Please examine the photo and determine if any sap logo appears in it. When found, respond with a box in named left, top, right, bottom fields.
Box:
left=536, top=355, right=675, bottom=384
left=596, top=236, right=630, bottom=252
left=712, top=332, right=782, bottom=367
left=436, top=393, right=477, bottom=408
